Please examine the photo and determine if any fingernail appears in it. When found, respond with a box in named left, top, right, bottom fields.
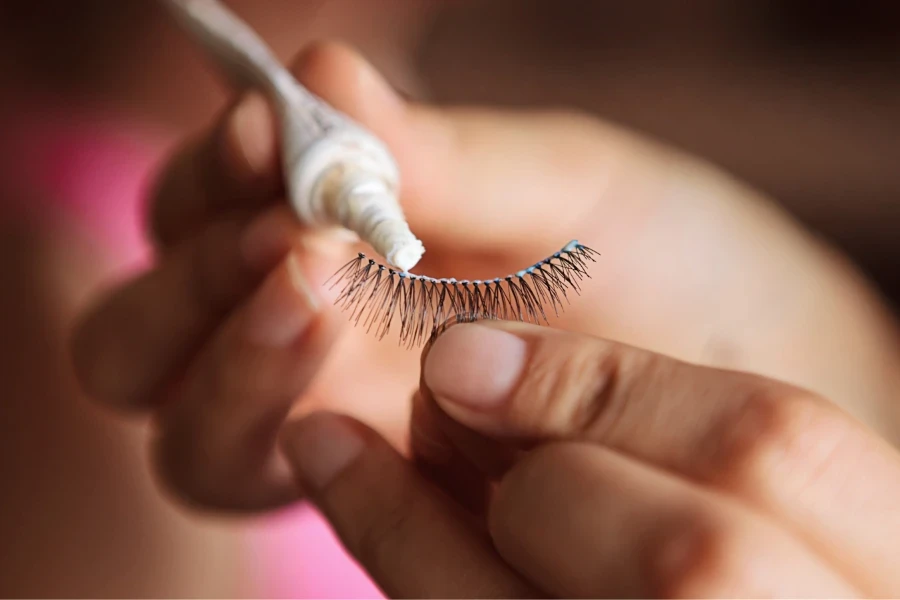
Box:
left=244, top=253, right=319, bottom=346
left=358, top=57, right=405, bottom=116
left=424, top=323, right=528, bottom=410
left=282, top=413, right=365, bottom=492
left=295, top=230, right=355, bottom=265
left=228, top=93, right=275, bottom=179
left=286, top=253, right=319, bottom=309
left=651, top=524, right=703, bottom=592
left=421, top=314, right=486, bottom=371
left=310, top=226, right=360, bottom=245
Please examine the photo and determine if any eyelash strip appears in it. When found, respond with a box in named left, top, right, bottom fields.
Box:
left=326, top=240, right=600, bottom=348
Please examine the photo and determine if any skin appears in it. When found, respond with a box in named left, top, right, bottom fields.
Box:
left=71, top=42, right=900, bottom=594
left=414, top=1, right=900, bottom=296
left=0, top=213, right=245, bottom=597
left=284, top=318, right=900, bottom=597
left=1, top=5, right=429, bottom=593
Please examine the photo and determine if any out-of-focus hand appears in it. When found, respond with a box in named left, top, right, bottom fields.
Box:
left=279, top=320, right=900, bottom=597
left=72, top=40, right=900, bottom=512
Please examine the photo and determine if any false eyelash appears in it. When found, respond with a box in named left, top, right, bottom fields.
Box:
left=326, top=240, right=600, bottom=348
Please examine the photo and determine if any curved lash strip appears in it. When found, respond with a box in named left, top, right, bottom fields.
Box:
left=327, top=240, right=600, bottom=348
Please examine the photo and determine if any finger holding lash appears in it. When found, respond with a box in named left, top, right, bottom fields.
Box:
left=416, top=320, right=900, bottom=596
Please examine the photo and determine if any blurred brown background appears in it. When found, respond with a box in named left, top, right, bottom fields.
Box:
left=420, top=1, right=900, bottom=301
left=2, top=0, right=898, bottom=297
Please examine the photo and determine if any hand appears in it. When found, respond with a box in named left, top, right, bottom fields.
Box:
left=72, top=41, right=900, bottom=512
left=280, top=320, right=900, bottom=597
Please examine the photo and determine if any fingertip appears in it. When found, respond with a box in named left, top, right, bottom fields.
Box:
left=241, top=252, right=320, bottom=347
left=424, top=322, right=529, bottom=414
left=69, top=307, right=105, bottom=402
left=148, top=91, right=283, bottom=249
left=223, top=91, right=280, bottom=184
left=280, top=411, right=367, bottom=493
left=69, top=297, right=147, bottom=413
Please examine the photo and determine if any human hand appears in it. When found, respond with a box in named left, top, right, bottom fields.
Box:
left=72, top=40, right=900, bottom=512
left=280, top=320, right=900, bottom=597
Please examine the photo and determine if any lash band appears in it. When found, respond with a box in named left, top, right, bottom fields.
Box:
left=328, top=240, right=600, bottom=347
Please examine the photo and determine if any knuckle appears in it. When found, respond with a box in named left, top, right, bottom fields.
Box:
left=152, top=395, right=296, bottom=512
left=488, top=443, right=572, bottom=538
left=515, top=335, right=624, bottom=437
left=715, top=385, right=839, bottom=490
left=71, top=297, right=143, bottom=408
left=152, top=422, right=222, bottom=510
left=496, top=443, right=562, bottom=495
left=648, top=517, right=738, bottom=599
left=70, top=309, right=108, bottom=398
left=352, top=472, right=420, bottom=571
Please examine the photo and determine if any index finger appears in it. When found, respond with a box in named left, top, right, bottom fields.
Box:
left=149, top=89, right=282, bottom=248
left=421, top=320, right=900, bottom=596
left=148, top=40, right=410, bottom=251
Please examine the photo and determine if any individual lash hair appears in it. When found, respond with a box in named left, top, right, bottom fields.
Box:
left=327, top=240, right=600, bottom=347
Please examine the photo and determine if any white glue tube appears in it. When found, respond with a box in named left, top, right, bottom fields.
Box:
left=159, top=0, right=426, bottom=272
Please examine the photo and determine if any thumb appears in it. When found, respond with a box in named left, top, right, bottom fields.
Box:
left=420, top=319, right=900, bottom=597
left=420, top=319, right=633, bottom=443
left=420, top=318, right=790, bottom=454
